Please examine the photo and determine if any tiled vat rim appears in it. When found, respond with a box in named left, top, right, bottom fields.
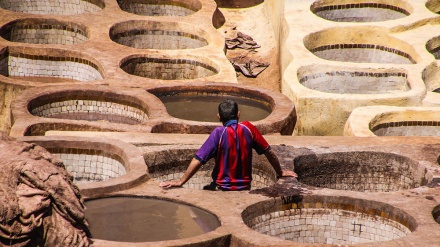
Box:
left=309, top=44, right=416, bottom=64
left=111, top=29, right=208, bottom=47
left=311, top=3, right=410, bottom=16
left=0, top=0, right=105, bottom=10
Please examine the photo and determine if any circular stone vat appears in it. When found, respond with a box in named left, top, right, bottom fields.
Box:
left=120, top=56, right=218, bottom=80
left=28, top=90, right=149, bottom=124
left=242, top=195, right=416, bottom=244
left=0, top=48, right=103, bottom=83
left=85, top=196, right=220, bottom=242
left=0, top=0, right=104, bottom=15
left=0, top=19, right=89, bottom=45
left=311, top=0, right=410, bottom=22
left=156, top=93, right=271, bottom=122
left=294, top=151, right=427, bottom=192
left=426, top=35, right=440, bottom=61
left=110, top=21, right=208, bottom=50
left=304, top=28, right=416, bottom=64
left=117, top=0, right=201, bottom=17
left=48, top=147, right=125, bottom=183
left=298, top=67, right=409, bottom=94
left=145, top=148, right=277, bottom=190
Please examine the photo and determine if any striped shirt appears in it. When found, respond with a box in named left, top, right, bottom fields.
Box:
left=195, top=120, right=270, bottom=191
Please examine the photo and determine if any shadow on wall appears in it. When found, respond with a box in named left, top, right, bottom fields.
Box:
left=214, top=0, right=263, bottom=8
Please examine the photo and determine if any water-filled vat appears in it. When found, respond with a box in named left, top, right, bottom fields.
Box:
left=243, top=195, right=416, bottom=244
left=294, top=151, right=427, bottom=192
left=85, top=196, right=220, bottom=242
left=159, top=94, right=271, bottom=122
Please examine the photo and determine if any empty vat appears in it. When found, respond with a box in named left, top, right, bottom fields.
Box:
left=242, top=195, right=416, bottom=244
left=0, top=19, right=88, bottom=45
left=294, top=151, right=427, bottom=192
left=298, top=67, right=409, bottom=94
left=311, top=0, right=410, bottom=22
left=110, top=21, right=208, bottom=50
left=117, top=0, right=201, bottom=16
left=85, top=196, right=220, bottom=242
left=0, top=0, right=104, bottom=15
left=0, top=48, right=103, bottom=83
left=28, top=90, right=149, bottom=124
left=304, top=27, right=417, bottom=64
left=120, top=56, right=218, bottom=80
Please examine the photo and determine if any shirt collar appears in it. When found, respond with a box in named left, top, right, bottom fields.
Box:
left=223, top=119, right=238, bottom=127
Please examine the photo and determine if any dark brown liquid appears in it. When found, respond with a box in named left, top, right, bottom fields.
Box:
left=159, top=95, right=271, bottom=122
left=85, top=197, right=220, bottom=242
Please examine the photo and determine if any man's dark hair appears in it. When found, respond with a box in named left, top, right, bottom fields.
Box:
left=218, top=99, right=238, bottom=123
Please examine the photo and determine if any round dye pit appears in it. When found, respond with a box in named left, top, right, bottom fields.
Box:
left=85, top=196, right=220, bottom=242
left=311, top=1, right=410, bottom=22
left=49, top=147, right=126, bottom=183
left=157, top=93, right=271, bottom=122
left=294, top=151, right=427, bottom=192
left=120, top=56, right=218, bottom=80
left=298, top=68, right=409, bottom=94
left=110, top=21, right=208, bottom=50
left=145, top=148, right=277, bottom=190
left=242, top=196, right=416, bottom=244
left=304, top=28, right=416, bottom=64
left=116, top=0, right=201, bottom=17
left=28, top=91, right=149, bottom=124
left=0, top=0, right=104, bottom=15
left=0, top=19, right=88, bottom=45
left=0, top=48, right=103, bottom=83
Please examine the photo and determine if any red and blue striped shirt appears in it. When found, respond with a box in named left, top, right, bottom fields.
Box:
left=195, top=120, right=270, bottom=191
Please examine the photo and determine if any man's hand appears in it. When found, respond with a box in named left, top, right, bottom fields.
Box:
left=280, top=170, right=298, bottom=178
left=159, top=180, right=183, bottom=188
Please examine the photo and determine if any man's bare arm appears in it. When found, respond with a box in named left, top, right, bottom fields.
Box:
left=159, top=158, right=202, bottom=188
left=264, top=149, right=298, bottom=178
